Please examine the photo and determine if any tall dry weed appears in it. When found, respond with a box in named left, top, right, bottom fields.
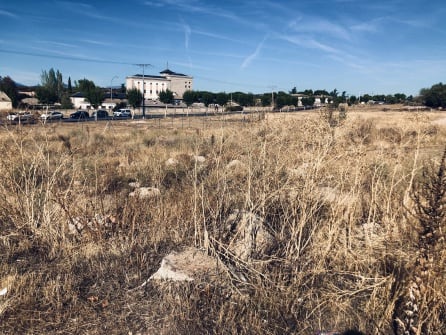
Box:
left=1, top=112, right=445, bottom=334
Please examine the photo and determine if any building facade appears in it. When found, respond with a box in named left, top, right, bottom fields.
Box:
left=126, top=68, right=193, bottom=101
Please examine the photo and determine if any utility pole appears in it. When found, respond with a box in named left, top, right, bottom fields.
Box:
left=110, top=75, right=118, bottom=100
left=134, top=64, right=152, bottom=119
left=268, top=85, right=276, bottom=111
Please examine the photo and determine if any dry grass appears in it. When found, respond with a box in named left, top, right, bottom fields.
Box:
left=1, top=107, right=445, bottom=334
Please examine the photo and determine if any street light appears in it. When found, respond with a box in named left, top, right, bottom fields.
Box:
left=135, top=64, right=152, bottom=119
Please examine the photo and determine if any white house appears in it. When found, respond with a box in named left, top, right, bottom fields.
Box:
left=0, top=91, right=12, bottom=111
left=70, top=92, right=91, bottom=109
left=126, top=68, right=193, bottom=102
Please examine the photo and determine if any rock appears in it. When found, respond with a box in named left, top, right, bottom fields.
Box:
left=128, top=182, right=141, bottom=188
left=225, top=210, right=274, bottom=261
left=226, top=159, right=246, bottom=170
left=225, top=160, right=248, bottom=179
left=149, top=247, right=221, bottom=282
left=192, top=155, right=206, bottom=164
left=68, top=216, right=86, bottom=235
left=165, top=157, right=179, bottom=167
left=129, top=187, right=161, bottom=199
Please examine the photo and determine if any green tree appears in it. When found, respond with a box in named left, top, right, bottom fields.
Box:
left=232, top=92, right=254, bottom=106
left=67, top=77, right=72, bottom=94
left=361, top=94, right=372, bottom=103
left=314, top=89, right=329, bottom=96
left=77, top=78, right=104, bottom=108
left=197, top=91, right=214, bottom=106
left=183, top=90, right=197, bottom=106
left=159, top=89, right=174, bottom=104
left=301, top=96, right=315, bottom=106
left=275, top=91, right=297, bottom=109
left=127, top=88, right=143, bottom=108
left=216, top=92, right=228, bottom=106
left=386, top=95, right=397, bottom=104
left=420, top=83, right=446, bottom=108
left=330, top=88, right=339, bottom=98
left=394, top=93, right=407, bottom=103
left=0, top=76, right=19, bottom=107
left=35, top=86, right=58, bottom=105
left=39, top=68, right=64, bottom=102
left=300, top=89, right=314, bottom=96
left=260, top=93, right=271, bottom=107
left=60, top=93, right=73, bottom=109
left=349, top=95, right=358, bottom=105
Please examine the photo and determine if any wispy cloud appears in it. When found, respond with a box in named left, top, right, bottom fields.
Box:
left=56, top=1, right=93, bottom=11
left=350, top=20, right=380, bottom=33
left=280, top=34, right=341, bottom=55
left=327, top=54, right=366, bottom=71
left=241, top=35, right=268, bottom=69
left=169, top=60, right=211, bottom=71
left=37, top=40, right=77, bottom=48
left=0, top=9, right=18, bottom=18
left=55, top=1, right=123, bottom=23
left=142, top=0, right=267, bottom=30
left=192, top=29, right=248, bottom=46
left=180, top=19, right=192, bottom=49
left=288, top=16, right=351, bottom=41
left=80, top=39, right=113, bottom=47
left=144, top=0, right=240, bottom=21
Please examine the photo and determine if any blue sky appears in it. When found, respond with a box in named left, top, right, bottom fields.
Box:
left=1, top=0, right=445, bottom=96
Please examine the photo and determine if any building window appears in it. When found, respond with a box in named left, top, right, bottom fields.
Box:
left=150, top=90, right=152, bottom=94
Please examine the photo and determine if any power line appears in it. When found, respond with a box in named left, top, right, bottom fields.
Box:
left=0, top=48, right=285, bottom=93
left=0, top=48, right=134, bottom=66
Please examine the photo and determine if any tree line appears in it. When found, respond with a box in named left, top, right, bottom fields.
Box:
left=1, top=68, right=445, bottom=109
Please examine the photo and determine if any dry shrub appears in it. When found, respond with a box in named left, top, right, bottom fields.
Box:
left=377, top=126, right=402, bottom=144
left=347, top=119, right=376, bottom=144
left=423, top=124, right=438, bottom=136
left=1, top=112, right=445, bottom=335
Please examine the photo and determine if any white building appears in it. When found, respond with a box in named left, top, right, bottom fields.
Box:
left=126, top=68, right=193, bottom=101
left=70, top=92, right=91, bottom=109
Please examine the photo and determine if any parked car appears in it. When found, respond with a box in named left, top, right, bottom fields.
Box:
left=113, top=108, right=132, bottom=117
left=70, top=110, right=90, bottom=119
left=6, top=112, right=35, bottom=123
left=92, top=109, right=109, bottom=119
left=40, top=110, right=63, bottom=120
